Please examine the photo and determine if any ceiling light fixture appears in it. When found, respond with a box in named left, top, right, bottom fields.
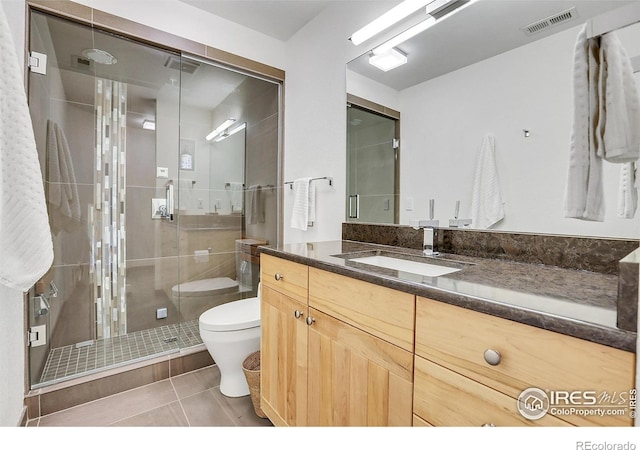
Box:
left=369, top=48, right=408, bottom=72
left=350, top=0, right=430, bottom=46
left=370, top=0, right=477, bottom=59
left=142, top=120, right=156, bottom=131
left=214, top=122, right=247, bottom=142
left=206, top=118, right=236, bottom=141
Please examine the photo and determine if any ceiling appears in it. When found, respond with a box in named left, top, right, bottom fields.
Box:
left=178, top=0, right=341, bottom=41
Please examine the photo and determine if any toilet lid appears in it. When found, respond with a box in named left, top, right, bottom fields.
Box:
left=172, top=277, right=239, bottom=298
left=199, top=297, right=260, bottom=332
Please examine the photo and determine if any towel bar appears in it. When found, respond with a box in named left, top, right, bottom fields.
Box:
left=284, top=176, right=333, bottom=189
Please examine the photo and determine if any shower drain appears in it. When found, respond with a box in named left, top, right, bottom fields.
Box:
left=164, top=337, right=178, bottom=343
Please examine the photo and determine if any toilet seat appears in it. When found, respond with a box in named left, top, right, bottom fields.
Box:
left=199, top=297, right=260, bottom=332
left=172, top=277, right=239, bottom=299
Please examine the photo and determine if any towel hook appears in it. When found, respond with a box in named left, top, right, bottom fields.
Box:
left=523, top=129, right=530, bottom=138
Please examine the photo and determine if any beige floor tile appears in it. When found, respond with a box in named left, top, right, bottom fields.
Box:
left=179, top=390, right=237, bottom=426
left=38, top=380, right=178, bottom=426
left=110, top=401, right=189, bottom=426
left=170, top=365, right=221, bottom=399
left=210, top=387, right=272, bottom=427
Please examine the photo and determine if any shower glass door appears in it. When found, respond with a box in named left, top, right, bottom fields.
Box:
left=27, top=9, right=281, bottom=389
left=28, top=11, right=181, bottom=387
left=346, top=103, right=399, bottom=224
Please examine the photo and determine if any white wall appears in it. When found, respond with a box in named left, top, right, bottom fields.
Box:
left=399, top=24, right=640, bottom=239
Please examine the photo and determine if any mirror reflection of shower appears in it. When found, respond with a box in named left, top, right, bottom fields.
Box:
left=27, top=10, right=280, bottom=388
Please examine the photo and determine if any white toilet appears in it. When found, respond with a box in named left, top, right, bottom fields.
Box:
left=199, top=291, right=261, bottom=397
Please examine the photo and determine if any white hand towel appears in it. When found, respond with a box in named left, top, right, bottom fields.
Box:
left=308, top=180, right=316, bottom=225
left=596, top=32, right=640, bottom=164
left=47, top=120, right=81, bottom=234
left=564, top=25, right=605, bottom=221
left=228, top=182, right=243, bottom=213
left=0, top=2, right=53, bottom=290
left=291, top=177, right=312, bottom=231
left=470, top=134, right=505, bottom=229
left=617, top=162, right=638, bottom=219
left=247, top=185, right=264, bottom=225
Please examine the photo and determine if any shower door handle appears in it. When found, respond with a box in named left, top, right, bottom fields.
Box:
left=348, top=195, right=360, bottom=219
left=165, top=181, right=174, bottom=221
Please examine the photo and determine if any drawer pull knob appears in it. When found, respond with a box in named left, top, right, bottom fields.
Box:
left=483, top=349, right=501, bottom=366
left=294, top=310, right=303, bottom=319
left=306, top=316, right=315, bottom=326
left=274, top=273, right=284, bottom=281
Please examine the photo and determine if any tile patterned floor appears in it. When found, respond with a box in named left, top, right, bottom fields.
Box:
left=28, top=365, right=272, bottom=427
left=38, top=320, right=202, bottom=386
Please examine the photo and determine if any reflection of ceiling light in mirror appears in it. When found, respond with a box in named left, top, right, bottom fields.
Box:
left=142, top=120, right=156, bottom=131
left=369, top=48, right=408, bottom=72
left=206, top=118, right=236, bottom=141
left=81, top=48, right=117, bottom=65
left=350, top=0, right=430, bottom=45
left=214, top=122, right=246, bottom=142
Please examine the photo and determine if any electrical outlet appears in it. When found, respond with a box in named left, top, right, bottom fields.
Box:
left=405, top=197, right=414, bottom=211
left=197, top=198, right=203, bottom=209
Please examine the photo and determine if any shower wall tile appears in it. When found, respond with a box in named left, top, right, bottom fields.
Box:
left=126, top=124, right=157, bottom=188
left=127, top=187, right=176, bottom=261
left=126, top=264, right=178, bottom=333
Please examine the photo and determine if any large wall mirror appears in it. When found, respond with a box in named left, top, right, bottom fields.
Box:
left=346, top=0, right=640, bottom=239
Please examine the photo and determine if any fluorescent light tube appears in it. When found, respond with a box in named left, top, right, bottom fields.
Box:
left=372, top=16, right=436, bottom=55
left=213, top=122, right=246, bottom=142
left=350, top=0, right=430, bottom=46
left=369, top=48, right=408, bottom=72
left=372, top=0, right=476, bottom=55
left=142, top=120, right=155, bottom=130
left=206, top=118, right=236, bottom=141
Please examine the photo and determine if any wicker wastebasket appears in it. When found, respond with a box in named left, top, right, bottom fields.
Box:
left=242, top=351, right=267, bottom=418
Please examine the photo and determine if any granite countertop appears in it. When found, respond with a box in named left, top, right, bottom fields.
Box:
left=259, top=240, right=637, bottom=352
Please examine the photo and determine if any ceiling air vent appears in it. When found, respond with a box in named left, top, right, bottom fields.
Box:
left=164, top=55, right=200, bottom=74
left=71, top=55, right=93, bottom=71
left=521, top=7, right=577, bottom=36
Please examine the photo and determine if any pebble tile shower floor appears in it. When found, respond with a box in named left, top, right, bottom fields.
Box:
left=39, top=320, right=202, bottom=385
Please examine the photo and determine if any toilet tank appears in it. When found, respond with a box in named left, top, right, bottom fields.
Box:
left=235, top=239, right=268, bottom=292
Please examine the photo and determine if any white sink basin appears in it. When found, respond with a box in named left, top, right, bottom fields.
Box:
left=348, top=255, right=461, bottom=277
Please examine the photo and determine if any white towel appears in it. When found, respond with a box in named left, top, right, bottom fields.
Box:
left=596, top=32, right=640, bottom=164
left=291, top=177, right=312, bottom=231
left=0, top=2, right=53, bottom=290
left=470, top=134, right=505, bottom=229
left=617, top=162, right=638, bottom=218
left=247, top=184, right=264, bottom=225
left=564, top=25, right=605, bottom=221
left=228, top=182, right=243, bottom=213
left=47, top=120, right=81, bottom=234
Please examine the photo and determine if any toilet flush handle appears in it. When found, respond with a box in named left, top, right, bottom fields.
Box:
left=274, top=273, right=284, bottom=281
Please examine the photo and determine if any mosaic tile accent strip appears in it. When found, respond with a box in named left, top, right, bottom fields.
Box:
left=38, top=320, right=202, bottom=385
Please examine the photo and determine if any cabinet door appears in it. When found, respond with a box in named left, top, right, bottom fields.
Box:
left=261, top=285, right=308, bottom=426
left=306, top=307, right=413, bottom=426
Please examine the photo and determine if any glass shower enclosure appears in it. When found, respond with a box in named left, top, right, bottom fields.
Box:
left=27, top=10, right=280, bottom=388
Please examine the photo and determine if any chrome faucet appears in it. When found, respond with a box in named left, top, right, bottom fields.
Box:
left=411, top=198, right=439, bottom=256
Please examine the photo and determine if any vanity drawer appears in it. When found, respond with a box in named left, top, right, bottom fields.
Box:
left=414, top=356, right=572, bottom=427
left=261, top=254, right=308, bottom=303
left=415, top=297, right=635, bottom=427
left=309, top=268, right=415, bottom=351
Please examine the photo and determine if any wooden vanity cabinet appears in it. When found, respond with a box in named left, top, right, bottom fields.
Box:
left=260, top=254, right=415, bottom=426
left=414, top=297, right=636, bottom=427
